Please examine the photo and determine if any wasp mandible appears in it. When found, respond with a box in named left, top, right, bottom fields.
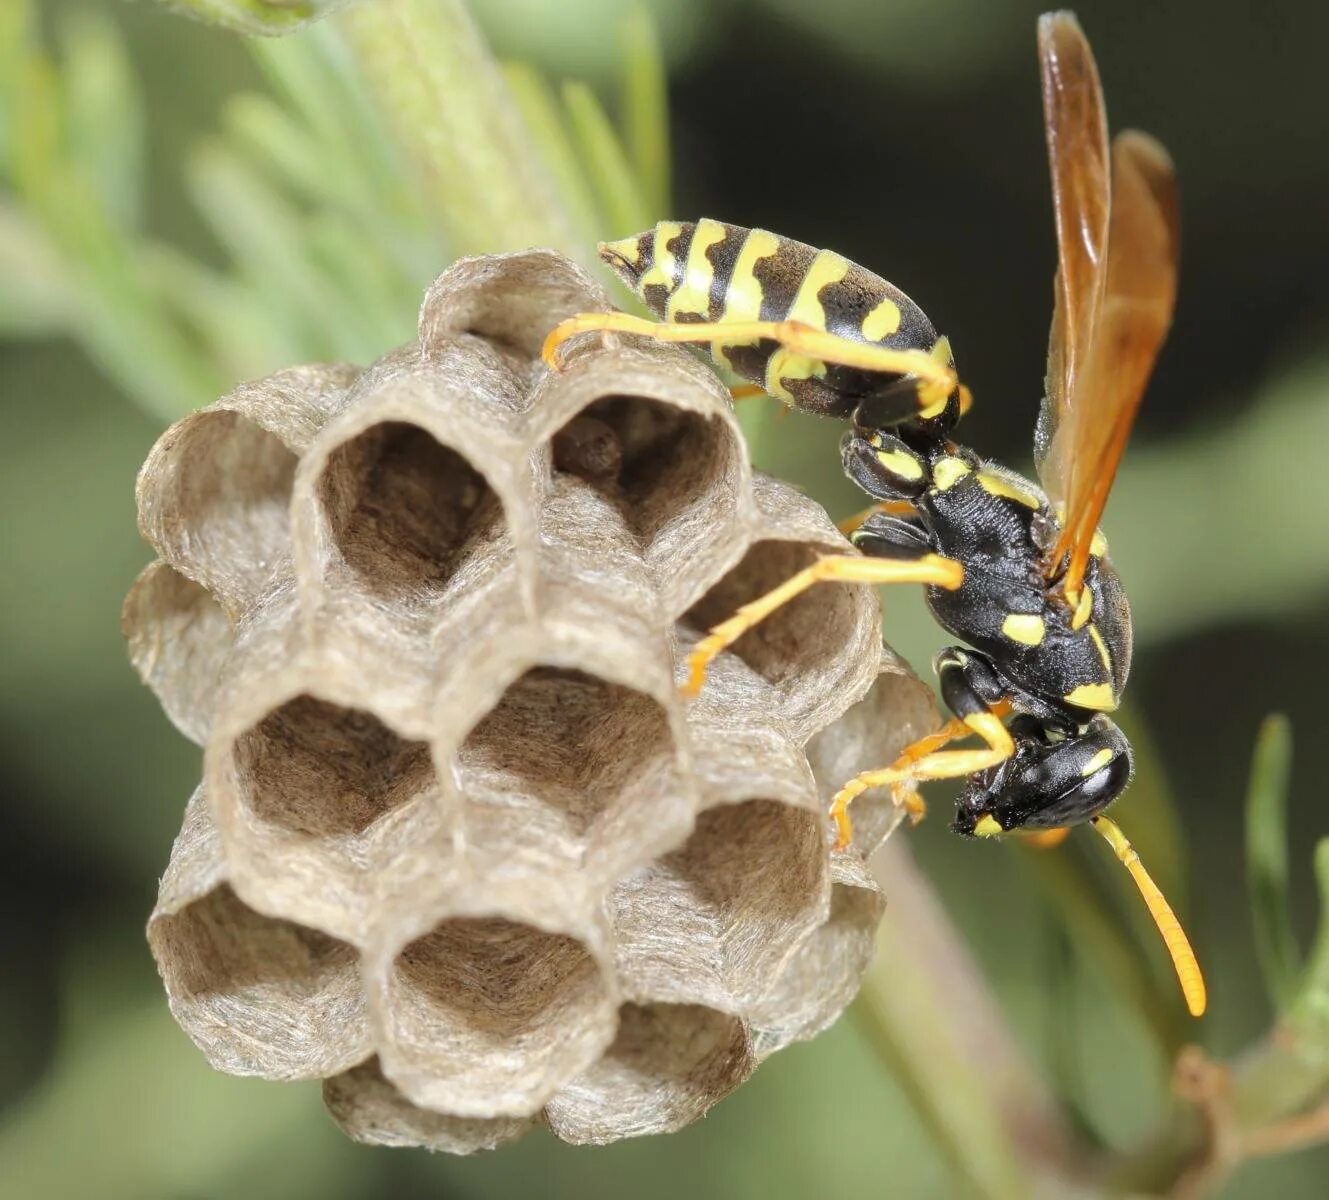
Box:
left=543, top=12, right=1204, bottom=1017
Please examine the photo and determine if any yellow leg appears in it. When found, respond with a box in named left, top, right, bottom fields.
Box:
left=1091, top=815, right=1207, bottom=1018
left=836, top=499, right=917, bottom=536
left=682, top=552, right=963, bottom=700
left=830, top=709, right=1015, bottom=850
left=729, top=383, right=767, bottom=402
left=542, top=312, right=958, bottom=393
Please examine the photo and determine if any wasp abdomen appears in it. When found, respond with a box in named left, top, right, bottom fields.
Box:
left=599, top=220, right=947, bottom=421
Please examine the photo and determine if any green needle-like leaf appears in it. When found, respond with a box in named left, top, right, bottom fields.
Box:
left=503, top=63, right=604, bottom=246
left=1247, top=714, right=1299, bottom=1012
left=562, top=79, right=652, bottom=238
left=58, top=10, right=144, bottom=230
left=621, top=4, right=670, bottom=217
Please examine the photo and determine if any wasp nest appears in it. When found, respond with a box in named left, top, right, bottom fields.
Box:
left=128, top=250, right=937, bottom=1150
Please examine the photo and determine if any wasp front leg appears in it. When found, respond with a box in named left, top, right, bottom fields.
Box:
left=829, top=649, right=1015, bottom=849
left=681, top=552, right=963, bottom=699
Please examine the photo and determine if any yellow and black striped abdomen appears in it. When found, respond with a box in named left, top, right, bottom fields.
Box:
left=599, top=219, right=953, bottom=421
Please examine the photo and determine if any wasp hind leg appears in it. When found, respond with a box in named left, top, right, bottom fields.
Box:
left=681, top=552, right=963, bottom=699
left=829, top=649, right=1015, bottom=850
left=542, top=312, right=957, bottom=394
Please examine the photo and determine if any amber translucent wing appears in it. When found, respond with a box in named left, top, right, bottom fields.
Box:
left=1049, top=131, right=1179, bottom=599
left=1034, top=11, right=1110, bottom=486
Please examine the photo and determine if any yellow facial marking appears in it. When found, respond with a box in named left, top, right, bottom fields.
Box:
left=932, top=456, right=971, bottom=491
left=1091, top=528, right=1108, bottom=557
left=1071, top=584, right=1094, bottom=631
left=639, top=221, right=683, bottom=293
left=862, top=296, right=902, bottom=341
left=1088, top=624, right=1113, bottom=673
left=1064, top=682, right=1116, bottom=711
left=600, top=235, right=641, bottom=268
left=974, top=814, right=1004, bottom=838
left=666, top=218, right=727, bottom=320
left=977, top=471, right=1041, bottom=509
left=1081, top=747, right=1114, bottom=778
left=876, top=448, right=924, bottom=481
left=1001, top=613, right=1046, bottom=646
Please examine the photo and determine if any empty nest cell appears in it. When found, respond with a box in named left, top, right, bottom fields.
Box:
left=613, top=800, right=826, bottom=1009
left=316, top=421, right=507, bottom=603
left=324, top=1058, right=535, bottom=1152
left=141, top=409, right=298, bottom=611
left=684, top=538, right=860, bottom=703
left=122, top=561, right=233, bottom=745
left=550, top=393, right=738, bottom=566
left=379, top=916, right=614, bottom=1117
left=456, top=666, right=684, bottom=882
left=544, top=1002, right=755, bottom=1144
left=233, top=694, right=434, bottom=840
left=148, top=882, right=368, bottom=1079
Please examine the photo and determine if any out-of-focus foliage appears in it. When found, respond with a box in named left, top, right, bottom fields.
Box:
left=3, top=0, right=1329, bottom=1197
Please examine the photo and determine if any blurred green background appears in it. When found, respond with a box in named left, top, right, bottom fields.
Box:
left=3, top=1, right=1328, bottom=1196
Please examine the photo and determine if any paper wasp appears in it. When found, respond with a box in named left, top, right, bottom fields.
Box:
left=543, top=12, right=1204, bottom=1016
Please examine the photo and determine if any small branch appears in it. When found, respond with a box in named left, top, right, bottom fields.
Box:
left=859, top=837, right=1088, bottom=1199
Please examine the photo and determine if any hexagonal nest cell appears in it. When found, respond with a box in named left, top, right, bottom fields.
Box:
left=612, top=799, right=826, bottom=1010
left=551, top=394, right=735, bottom=555
left=317, top=421, right=507, bottom=602
left=141, top=409, right=300, bottom=609
left=149, top=882, right=367, bottom=1079
left=233, top=694, right=434, bottom=840
left=683, top=538, right=860, bottom=695
left=380, top=916, right=614, bottom=1116
left=545, top=1002, right=754, bottom=1144
left=455, top=667, right=683, bottom=880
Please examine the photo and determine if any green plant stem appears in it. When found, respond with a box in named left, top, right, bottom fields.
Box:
left=335, top=0, right=581, bottom=261
left=857, top=838, right=1087, bottom=1199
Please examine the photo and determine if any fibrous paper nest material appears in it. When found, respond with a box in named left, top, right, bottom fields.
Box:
left=126, top=250, right=938, bottom=1151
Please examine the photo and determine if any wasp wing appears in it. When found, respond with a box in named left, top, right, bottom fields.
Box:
left=1034, top=11, right=1110, bottom=485
left=1047, top=131, right=1179, bottom=600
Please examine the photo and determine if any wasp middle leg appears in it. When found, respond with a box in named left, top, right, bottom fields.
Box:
left=681, top=551, right=963, bottom=699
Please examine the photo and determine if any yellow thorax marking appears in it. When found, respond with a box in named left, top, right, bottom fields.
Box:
left=1088, top=623, right=1113, bottom=673
left=932, top=456, right=971, bottom=491
left=667, top=218, right=727, bottom=320
left=1001, top=613, right=1046, bottom=646
left=977, top=470, right=1041, bottom=509
left=863, top=295, right=902, bottom=341
left=640, top=221, right=683, bottom=293
left=1090, top=528, right=1109, bottom=557
left=1081, top=747, right=1114, bottom=778
left=974, top=814, right=1003, bottom=838
left=1071, top=584, right=1094, bottom=631
left=877, top=447, right=924, bottom=481
left=1064, top=682, right=1116, bottom=711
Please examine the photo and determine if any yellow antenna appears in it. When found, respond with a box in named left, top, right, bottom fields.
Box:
left=1091, top=815, right=1207, bottom=1017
